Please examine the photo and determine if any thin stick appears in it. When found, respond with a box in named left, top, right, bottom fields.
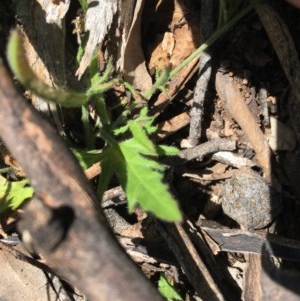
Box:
left=215, top=71, right=271, bottom=180
left=188, top=0, right=214, bottom=146
left=156, top=221, right=226, bottom=301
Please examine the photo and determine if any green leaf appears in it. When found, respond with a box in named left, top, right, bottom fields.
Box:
left=128, top=121, right=156, bottom=154
left=91, top=57, right=114, bottom=86
left=117, top=138, right=181, bottom=221
left=113, top=123, right=129, bottom=136
left=97, top=116, right=181, bottom=221
left=0, top=177, right=33, bottom=213
left=156, top=145, right=180, bottom=156
left=112, top=107, right=157, bottom=136
left=158, top=275, right=182, bottom=301
left=72, top=149, right=101, bottom=170
left=77, top=0, right=88, bottom=11
left=134, top=107, right=157, bottom=135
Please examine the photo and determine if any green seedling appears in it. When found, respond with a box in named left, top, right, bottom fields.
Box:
left=6, top=30, right=181, bottom=221
left=4, top=0, right=259, bottom=219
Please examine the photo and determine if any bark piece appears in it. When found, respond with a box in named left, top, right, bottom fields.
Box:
left=15, top=0, right=69, bottom=131
left=76, top=0, right=118, bottom=78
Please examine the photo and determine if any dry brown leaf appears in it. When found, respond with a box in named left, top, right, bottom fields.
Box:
left=145, top=0, right=202, bottom=113
left=121, top=0, right=152, bottom=93
left=157, top=112, right=190, bottom=140
left=161, top=32, right=175, bottom=55
left=147, top=0, right=201, bottom=72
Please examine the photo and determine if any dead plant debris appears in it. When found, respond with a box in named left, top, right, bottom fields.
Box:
left=1, top=0, right=300, bottom=300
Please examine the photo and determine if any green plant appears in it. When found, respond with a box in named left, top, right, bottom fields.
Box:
left=6, top=30, right=181, bottom=221
left=2, top=0, right=260, bottom=219
left=77, top=0, right=88, bottom=12
left=158, top=274, right=182, bottom=301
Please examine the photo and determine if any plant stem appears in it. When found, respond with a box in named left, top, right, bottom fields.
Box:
left=0, top=167, right=14, bottom=174
left=169, top=2, right=257, bottom=79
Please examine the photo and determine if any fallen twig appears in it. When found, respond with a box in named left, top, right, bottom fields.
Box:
left=212, top=151, right=254, bottom=168
left=215, top=71, right=271, bottom=180
left=179, top=138, right=236, bottom=162
left=156, top=220, right=226, bottom=301
left=188, top=0, right=214, bottom=146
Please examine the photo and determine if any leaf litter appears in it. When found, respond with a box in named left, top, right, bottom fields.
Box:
left=1, top=0, right=300, bottom=300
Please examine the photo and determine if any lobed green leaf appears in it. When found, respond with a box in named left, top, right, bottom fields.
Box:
left=117, top=138, right=181, bottom=221
left=128, top=121, right=156, bottom=154
left=0, top=177, right=33, bottom=213
left=96, top=115, right=182, bottom=221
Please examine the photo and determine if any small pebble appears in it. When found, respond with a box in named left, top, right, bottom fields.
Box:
left=220, top=170, right=282, bottom=229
